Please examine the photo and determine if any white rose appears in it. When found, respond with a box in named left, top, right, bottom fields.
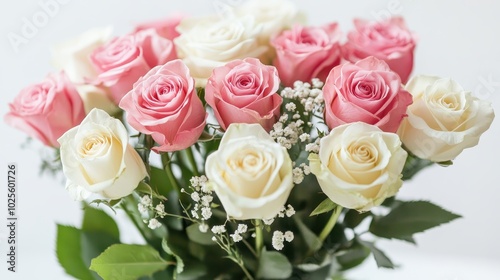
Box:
left=205, top=123, right=294, bottom=220
left=58, top=108, right=147, bottom=200
left=398, top=75, right=495, bottom=162
left=174, top=16, right=268, bottom=87
left=309, top=122, right=407, bottom=211
left=52, top=27, right=119, bottom=114
left=234, top=0, right=303, bottom=43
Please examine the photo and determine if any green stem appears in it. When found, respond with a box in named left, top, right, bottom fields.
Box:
left=121, top=195, right=151, bottom=243
left=161, top=153, right=180, bottom=194
left=318, top=205, right=343, bottom=243
left=242, top=238, right=258, bottom=258
left=185, top=147, right=200, bottom=176
left=305, top=205, right=343, bottom=259
left=254, top=220, right=264, bottom=257
left=237, top=261, right=254, bottom=280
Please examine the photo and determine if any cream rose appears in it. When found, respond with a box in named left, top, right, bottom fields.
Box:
left=309, top=122, right=407, bottom=211
left=205, top=123, right=294, bottom=220
left=398, top=75, right=495, bottom=162
left=52, top=27, right=119, bottom=114
left=58, top=108, right=147, bottom=200
left=234, top=0, right=302, bottom=47
left=175, top=16, right=268, bottom=86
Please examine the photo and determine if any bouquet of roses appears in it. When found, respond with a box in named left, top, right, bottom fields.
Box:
left=4, top=0, right=495, bottom=279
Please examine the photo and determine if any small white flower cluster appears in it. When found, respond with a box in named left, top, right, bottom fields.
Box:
left=305, top=138, right=321, bottom=154
left=230, top=224, right=248, bottom=243
left=138, top=195, right=167, bottom=230
left=263, top=204, right=296, bottom=225
left=211, top=225, right=227, bottom=235
left=280, top=79, right=324, bottom=116
left=270, top=80, right=324, bottom=150
left=272, top=230, right=294, bottom=251
left=292, top=162, right=312, bottom=184
left=182, top=175, right=214, bottom=223
left=211, top=223, right=249, bottom=243
left=271, top=116, right=303, bottom=150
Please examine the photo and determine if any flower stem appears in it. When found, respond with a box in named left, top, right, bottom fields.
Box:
left=305, top=205, right=343, bottom=260
left=318, top=205, right=343, bottom=243
left=185, top=147, right=200, bottom=176
left=254, top=220, right=264, bottom=257
left=238, top=261, right=254, bottom=280
left=161, top=153, right=180, bottom=194
left=121, top=195, right=153, bottom=244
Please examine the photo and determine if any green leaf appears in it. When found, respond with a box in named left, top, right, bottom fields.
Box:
left=198, top=131, right=214, bottom=142
left=256, top=249, right=292, bottom=279
left=82, top=206, right=120, bottom=240
left=89, top=199, right=121, bottom=213
left=343, top=210, right=371, bottom=229
left=90, top=244, right=171, bottom=280
left=399, top=235, right=417, bottom=244
left=310, top=198, right=337, bottom=216
left=293, top=216, right=322, bottom=252
left=186, top=224, right=215, bottom=246
left=161, top=238, right=184, bottom=274
left=357, top=239, right=395, bottom=269
left=335, top=241, right=370, bottom=270
left=149, top=166, right=172, bottom=196
left=135, top=181, right=167, bottom=200
left=402, top=153, right=434, bottom=180
left=56, top=225, right=95, bottom=280
left=370, top=201, right=461, bottom=240
left=176, top=262, right=207, bottom=280
left=437, top=160, right=453, bottom=167
left=81, top=232, right=120, bottom=279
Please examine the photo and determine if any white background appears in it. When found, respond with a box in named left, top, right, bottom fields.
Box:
left=0, top=0, right=499, bottom=279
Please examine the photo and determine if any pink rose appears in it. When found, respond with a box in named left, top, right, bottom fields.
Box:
left=90, top=29, right=176, bottom=104
left=323, top=56, right=412, bottom=133
left=271, top=23, right=342, bottom=86
left=205, top=58, right=281, bottom=131
left=134, top=14, right=183, bottom=41
left=119, top=59, right=207, bottom=152
left=4, top=72, right=85, bottom=147
left=342, top=17, right=416, bottom=83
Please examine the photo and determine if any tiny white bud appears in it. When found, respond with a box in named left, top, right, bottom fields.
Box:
left=272, top=231, right=285, bottom=250
left=286, top=205, right=296, bottom=217
left=199, top=223, right=209, bottom=233
left=138, top=203, right=148, bottom=215
left=237, top=224, right=248, bottom=234
left=285, top=102, right=297, bottom=112
left=147, top=218, right=161, bottom=230
left=140, top=195, right=152, bottom=206
left=211, top=225, right=226, bottom=234
left=201, top=207, right=212, bottom=220
left=191, top=192, right=200, bottom=202
left=231, top=233, right=243, bottom=242
left=284, top=231, right=294, bottom=242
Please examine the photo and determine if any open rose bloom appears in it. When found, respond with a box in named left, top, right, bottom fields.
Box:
left=4, top=2, right=496, bottom=279
left=205, top=58, right=282, bottom=131
left=120, top=59, right=207, bottom=152
left=91, top=29, right=176, bottom=104
left=5, top=72, right=85, bottom=147
left=323, top=56, right=413, bottom=133
left=342, top=17, right=416, bottom=83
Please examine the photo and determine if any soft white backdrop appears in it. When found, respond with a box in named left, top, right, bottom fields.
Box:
left=0, top=0, right=499, bottom=279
